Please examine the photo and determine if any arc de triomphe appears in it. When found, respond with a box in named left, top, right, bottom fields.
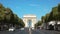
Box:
left=23, top=14, right=37, bottom=28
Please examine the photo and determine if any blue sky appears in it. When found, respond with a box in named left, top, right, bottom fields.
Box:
left=0, top=0, right=60, bottom=20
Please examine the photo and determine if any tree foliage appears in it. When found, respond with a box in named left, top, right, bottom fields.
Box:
left=43, top=4, right=60, bottom=23
left=35, top=20, right=42, bottom=28
left=0, top=3, right=25, bottom=27
left=35, top=3, right=60, bottom=28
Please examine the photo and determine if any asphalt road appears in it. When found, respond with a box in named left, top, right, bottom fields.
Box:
left=0, top=28, right=60, bottom=34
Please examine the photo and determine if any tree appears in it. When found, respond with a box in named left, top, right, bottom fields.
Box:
left=0, top=3, right=25, bottom=30
left=46, top=5, right=60, bottom=30
left=42, top=13, right=50, bottom=29
left=35, top=21, right=42, bottom=28
left=58, top=4, right=60, bottom=12
left=18, top=18, right=25, bottom=27
left=58, top=4, right=60, bottom=21
left=0, top=3, right=5, bottom=24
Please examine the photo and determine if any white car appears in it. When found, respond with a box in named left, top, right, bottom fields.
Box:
left=32, top=27, right=34, bottom=30
left=20, top=28, right=24, bottom=30
left=8, top=27, right=15, bottom=31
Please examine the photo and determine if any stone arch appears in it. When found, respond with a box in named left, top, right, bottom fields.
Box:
left=23, top=14, right=37, bottom=28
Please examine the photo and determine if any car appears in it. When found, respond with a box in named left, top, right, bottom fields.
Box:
left=20, top=28, right=24, bottom=30
left=31, top=27, right=34, bottom=30
left=8, top=27, right=15, bottom=31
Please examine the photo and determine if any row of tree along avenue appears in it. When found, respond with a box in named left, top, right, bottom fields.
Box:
left=0, top=3, right=25, bottom=31
left=35, top=4, right=60, bottom=30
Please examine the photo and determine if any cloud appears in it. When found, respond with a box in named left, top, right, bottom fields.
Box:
left=29, top=4, right=40, bottom=6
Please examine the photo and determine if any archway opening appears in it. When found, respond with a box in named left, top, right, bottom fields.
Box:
left=28, top=20, right=32, bottom=28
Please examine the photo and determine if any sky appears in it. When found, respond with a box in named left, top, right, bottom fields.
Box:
left=0, top=0, right=60, bottom=20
